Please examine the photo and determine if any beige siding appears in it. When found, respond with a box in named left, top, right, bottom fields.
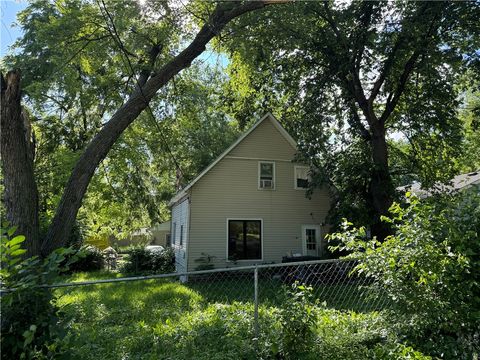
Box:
left=228, top=118, right=296, bottom=160
left=186, top=118, right=331, bottom=270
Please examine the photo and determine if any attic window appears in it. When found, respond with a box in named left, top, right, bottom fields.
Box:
left=259, top=162, right=275, bottom=189
left=295, top=166, right=310, bottom=189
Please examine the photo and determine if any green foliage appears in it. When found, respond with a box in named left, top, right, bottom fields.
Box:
left=278, top=282, right=318, bottom=359
left=0, top=224, right=78, bottom=359
left=56, top=271, right=431, bottom=359
left=121, top=246, right=175, bottom=275
left=4, top=0, right=241, bottom=241
left=456, top=75, right=480, bottom=172
left=68, top=245, right=105, bottom=273
left=224, top=1, right=480, bottom=228
left=328, top=188, right=480, bottom=359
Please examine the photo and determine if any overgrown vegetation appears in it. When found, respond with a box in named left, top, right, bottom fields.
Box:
left=329, top=187, right=480, bottom=359
left=3, top=188, right=478, bottom=359
left=121, top=246, right=175, bottom=274
left=67, top=245, right=105, bottom=273
left=55, top=272, right=432, bottom=360
left=0, top=224, right=77, bottom=359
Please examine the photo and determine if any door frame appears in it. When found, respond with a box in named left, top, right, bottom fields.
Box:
left=301, top=224, right=321, bottom=256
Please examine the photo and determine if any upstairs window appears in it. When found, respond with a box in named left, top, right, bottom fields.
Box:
left=295, top=166, right=310, bottom=189
left=259, top=161, right=275, bottom=189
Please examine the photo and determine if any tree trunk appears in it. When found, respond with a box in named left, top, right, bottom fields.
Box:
left=369, top=122, right=393, bottom=240
left=1, top=70, right=40, bottom=257
left=41, top=1, right=276, bottom=255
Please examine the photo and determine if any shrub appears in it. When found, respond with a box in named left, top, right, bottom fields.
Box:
left=278, top=282, right=318, bottom=359
left=68, top=245, right=105, bottom=272
left=328, top=187, right=480, bottom=359
left=0, top=224, right=78, bottom=359
left=122, top=246, right=175, bottom=274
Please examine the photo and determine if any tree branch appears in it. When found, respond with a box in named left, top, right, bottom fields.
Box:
left=42, top=0, right=282, bottom=255
left=347, top=101, right=371, bottom=140
left=379, top=49, right=421, bottom=123
left=379, top=6, right=441, bottom=124
left=368, top=3, right=429, bottom=107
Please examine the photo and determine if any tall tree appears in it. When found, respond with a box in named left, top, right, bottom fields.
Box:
left=2, top=0, right=281, bottom=256
left=223, top=1, right=480, bottom=238
left=1, top=71, right=39, bottom=257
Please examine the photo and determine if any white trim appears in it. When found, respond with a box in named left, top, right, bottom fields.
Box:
left=258, top=161, right=276, bottom=190
left=301, top=224, right=321, bottom=256
left=226, top=218, right=264, bottom=262
left=185, top=192, right=191, bottom=272
left=169, top=113, right=297, bottom=206
left=294, top=166, right=310, bottom=190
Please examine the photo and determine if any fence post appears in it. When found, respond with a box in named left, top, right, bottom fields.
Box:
left=254, top=265, right=259, bottom=342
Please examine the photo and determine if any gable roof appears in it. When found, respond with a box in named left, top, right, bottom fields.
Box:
left=169, top=112, right=297, bottom=206
left=397, top=170, right=480, bottom=198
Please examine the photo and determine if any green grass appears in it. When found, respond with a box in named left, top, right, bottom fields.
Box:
left=56, top=273, right=261, bottom=359
left=54, top=271, right=412, bottom=360
left=62, top=270, right=386, bottom=312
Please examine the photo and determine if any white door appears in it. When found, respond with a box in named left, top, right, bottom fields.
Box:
left=302, top=225, right=321, bottom=257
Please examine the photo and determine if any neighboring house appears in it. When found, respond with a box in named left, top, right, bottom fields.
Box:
left=150, top=221, right=171, bottom=247
left=398, top=170, right=480, bottom=198
left=113, top=221, right=171, bottom=248
left=169, top=113, right=332, bottom=272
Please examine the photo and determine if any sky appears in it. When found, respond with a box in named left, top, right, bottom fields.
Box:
left=1, top=0, right=27, bottom=57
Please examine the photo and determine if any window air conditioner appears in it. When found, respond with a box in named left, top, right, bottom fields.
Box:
left=261, top=179, right=273, bottom=188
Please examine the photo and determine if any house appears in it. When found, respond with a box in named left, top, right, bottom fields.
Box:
left=397, top=170, right=480, bottom=198
left=150, top=221, right=171, bottom=247
left=110, top=221, right=171, bottom=248
left=169, top=113, right=332, bottom=272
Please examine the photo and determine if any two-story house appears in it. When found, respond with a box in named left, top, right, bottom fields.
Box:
left=169, top=113, right=332, bottom=272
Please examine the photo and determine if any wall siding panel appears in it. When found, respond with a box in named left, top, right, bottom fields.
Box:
left=185, top=118, right=331, bottom=270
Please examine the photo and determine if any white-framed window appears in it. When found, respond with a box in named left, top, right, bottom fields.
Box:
left=172, top=222, right=176, bottom=245
left=295, top=166, right=310, bottom=189
left=258, top=161, right=275, bottom=189
left=227, top=219, right=263, bottom=261
left=180, top=225, right=184, bottom=246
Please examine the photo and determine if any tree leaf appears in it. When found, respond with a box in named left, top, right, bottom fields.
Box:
left=10, top=249, right=27, bottom=257
left=9, top=235, right=25, bottom=247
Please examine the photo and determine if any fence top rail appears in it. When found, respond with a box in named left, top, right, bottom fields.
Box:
left=0, top=258, right=353, bottom=293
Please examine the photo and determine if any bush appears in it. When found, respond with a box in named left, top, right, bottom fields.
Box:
left=0, top=224, right=78, bottom=359
left=68, top=245, right=105, bottom=272
left=328, top=187, right=480, bottom=359
left=122, top=246, right=175, bottom=274
left=278, top=282, right=318, bottom=359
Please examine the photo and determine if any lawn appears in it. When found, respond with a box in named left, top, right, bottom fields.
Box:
left=54, top=271, right=423, bottom=360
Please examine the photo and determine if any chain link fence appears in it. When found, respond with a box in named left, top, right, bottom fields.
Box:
left=18, top=259, right=390, bottom=340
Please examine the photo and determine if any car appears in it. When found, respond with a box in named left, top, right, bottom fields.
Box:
left=145, top=245, right=165, bottom=253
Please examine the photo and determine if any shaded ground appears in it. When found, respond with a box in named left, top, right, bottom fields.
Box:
left=54, top=271, right=402, bottom=360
